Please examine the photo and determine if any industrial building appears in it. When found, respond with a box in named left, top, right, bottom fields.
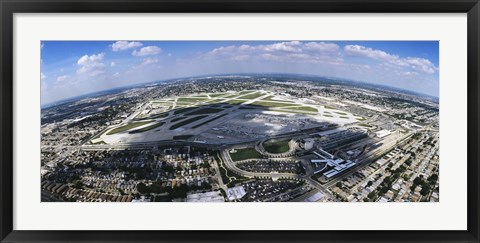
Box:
left=311, top=149, right=356, bottom=179
left=375, top=130, right=391, bottom=138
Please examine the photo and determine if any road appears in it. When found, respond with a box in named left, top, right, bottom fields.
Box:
left=219, top=150, right=338, bottom=201
left=322, top=130, right=413, bottom=188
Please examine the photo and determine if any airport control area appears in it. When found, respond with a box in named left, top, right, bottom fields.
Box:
left=41, top=74, right=440, bottom=202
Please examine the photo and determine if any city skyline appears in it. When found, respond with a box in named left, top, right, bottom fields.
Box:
left=41, top=41, right=439, bottom=105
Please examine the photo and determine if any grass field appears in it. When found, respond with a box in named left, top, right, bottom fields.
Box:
left=225, top=99, right=247, bottom=105
left=237, top=92, right=264, bottom=100
left=129, top=122, right=165, bottom=134
left=205, top=99, right=225, bottom=104
left=107, top=121, right=153, bottom=135
left=283, top=106, right=318, bottom=113
left=239, top=90, right=254, bottom=94
left=229, top=148, right=263, bottom=161
left=334, top=111, right=348, bottom=115
left=340, top=116, right=349, bottom=119
left=177, top=97, right=209, bottom=102
left=208, top=93, right=227, bottom=98
left=222, top=94, right=240, bottom=99
left=324, top=114, right=333, bottom=117
left=186, top=107, right=224, bottom=115
left=263, top=140, right=290, bottom=154
left=169, top=115, right=208, bottom=130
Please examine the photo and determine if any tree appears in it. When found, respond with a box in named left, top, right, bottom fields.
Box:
left=336, top=182, right=343, bottom=188
left=428, top=174, right=438, bottom=184
left=420, top=185, right=430, bottom=196
left=413, top=177, right=423, bottom=186
left=380, top=186, right=389, bottom=194
left=366, top=181, right=373, bottom=187
left=136, top=182, right=150, bottom=194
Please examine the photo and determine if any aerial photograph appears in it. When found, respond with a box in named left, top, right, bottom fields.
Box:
left=41, top=41, right=439, bottom=202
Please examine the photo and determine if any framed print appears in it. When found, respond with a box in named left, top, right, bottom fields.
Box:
left=1, top=0, right=479, bottom=242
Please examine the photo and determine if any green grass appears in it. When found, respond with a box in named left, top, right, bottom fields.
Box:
left=225, top=99, right=246, bottom=105
left=334, top=111, right=348, bottom=115
left=358, top=123, right=372, bottom=127
left=237, top=92, right=264, bottom=100
left=263, top=140, right=290, bottom=154
left=106, top=121, right=153, bottom=135
left=251, top=101, right=298, bottom=108
left=191, top=114, right=228, bottom=129
left=173, top=107, right=198, bottom=115
left=356, top=116, right=366, bottom=121
left=208, top=93, right=227, bottom=98
left=222, top=93, right=240, bottom=99
left=205, top=99, right=225, bottom=104
left=324, top=106, right=337, bottom=110
left=214, top=153, right=249, bottom=186
left=177, top=97, right=208, bottom=102
left=340, top=116, right=349, bottom=119
left=283, top=106, right=318, bottom=113
left=169, top=115, right=208, bottom=130
left=185, top=107, right=224, bottom=115
left=229, top=148, right=263, bottom=161
left=324, top=114, right=333, bottom=117
left=239, top=90, right=254, bottom=94
left=129, top=122, right=165, bottom=133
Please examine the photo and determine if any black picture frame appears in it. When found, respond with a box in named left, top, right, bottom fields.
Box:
left=1, top=0, right=479, bottom=242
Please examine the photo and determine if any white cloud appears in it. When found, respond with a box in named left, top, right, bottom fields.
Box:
left=205, top=41, right=342, bottom=64
left=113, top=72, right=120, bottom=77
left=132, top=46, right=162, bottom=56
left=344, top=45, right=437, bottom=74
left=403, top=57, right=437, bottom=74
left=76, top=53, right=106, bottom=76
left=56, top=75, right=69, bottom=82
left=110, top=62, right=115, bottom=67
left=303, top=42, right=340, bottom=52
left=344, top=45, right=397, bottom=61
left=140, top=58, right=158, bottom=66
left=41, top=72, right=46, bottom=80
left=111, top=41, right=143, bottom=51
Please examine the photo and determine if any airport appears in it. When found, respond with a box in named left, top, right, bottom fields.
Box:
left=41, top=75, right=439, bottom=202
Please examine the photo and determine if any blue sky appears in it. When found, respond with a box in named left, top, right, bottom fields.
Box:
left=41, top=41, right=439, bottom=105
